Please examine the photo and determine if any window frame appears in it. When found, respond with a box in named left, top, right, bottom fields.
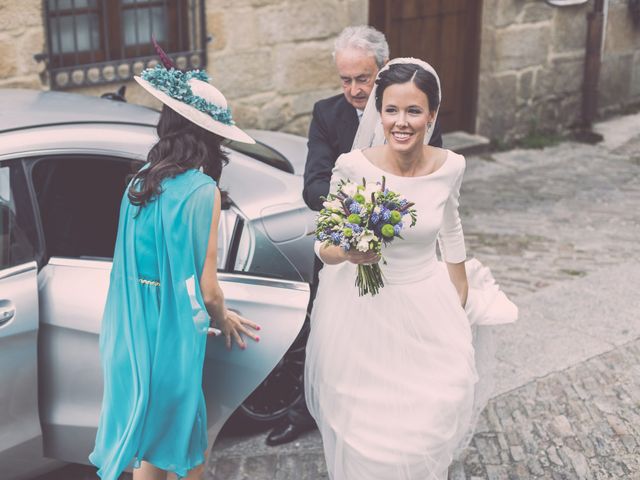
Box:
left=43, top=0, right=206, bottom=89
left=0, top=159, right=44, bottom=270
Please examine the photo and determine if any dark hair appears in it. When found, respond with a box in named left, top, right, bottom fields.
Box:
left=128, top=105, right=228, bottom=207
left=375, top=63, right=440, bottom=113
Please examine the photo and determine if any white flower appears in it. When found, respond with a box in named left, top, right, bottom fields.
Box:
left=341, top=181, right=358, bottom=198
left=356, top=231, right=376, bottom=252
left=373, top=206, right=381, bottom=214
left=330, top=213, right=342, bottom=224
left=323, top=198, right=342, bottom=211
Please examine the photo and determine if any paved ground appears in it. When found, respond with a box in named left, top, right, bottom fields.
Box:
left=39, top=112, right=640, bottom=479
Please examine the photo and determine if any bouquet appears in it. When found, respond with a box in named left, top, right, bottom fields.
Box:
left=315, top=177, right=417, bottom=296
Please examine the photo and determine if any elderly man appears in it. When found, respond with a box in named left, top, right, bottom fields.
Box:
left=266, top=25, right=443, bottom=447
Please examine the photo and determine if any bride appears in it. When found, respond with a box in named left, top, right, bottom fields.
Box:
left=304, top=58, right=517, bottom=479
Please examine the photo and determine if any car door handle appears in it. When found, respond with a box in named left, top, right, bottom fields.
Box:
left=0, top=300, right=16, bottom=326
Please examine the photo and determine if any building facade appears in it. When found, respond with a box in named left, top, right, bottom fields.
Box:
left=0, top=0, right=638, bottom=142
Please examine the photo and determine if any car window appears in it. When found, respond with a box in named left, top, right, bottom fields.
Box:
left=0, top=161, right=38, bottom=269
left=29, top=156, right=141, bottom=261
left=224, top=140, right=293, bottom=174
left=29, top=156, right=234, bottom=266
left=232, top=221, right=303, bottom=282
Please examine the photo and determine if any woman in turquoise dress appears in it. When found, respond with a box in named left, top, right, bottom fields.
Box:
left=89, top=58, right=259, bottom=480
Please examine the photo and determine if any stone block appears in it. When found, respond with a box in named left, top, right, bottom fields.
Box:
left=206, top=11, right=227, bottom=51
left=0, top=74, right=43, bottom=89
left=16, top=28, right=45, bottom=76
left=273, top=41, right=340, bottom=94
left=224, top=8, right=259, bottom=52
left=282, top=113, right=311, bottom=137
left=476, top=72, right=518, bottom=141
left=532, top=66, right=554, bottom=101
left=551, top=5, right=589, bottom=55
left=209, top=48, right=274, bottom=98
left=485, top=0, right=522, bottom=28
left=479, top=26, right=497, bottom=74
left=558, top=94, right=582, bottom=127
left=347, top=0, right=368, bottom=26
left=550, top=56, right=585, bottom=95
left=632, top=52, right=640, bottom=98
left=517, top=69, right=534, bottom=104
left=520, top=2, right=554, bottom=24
left=0, top=36, right=18, bottom=78
left=291, top=88, right=338, bottom=115
left=598, top=54, right=633, bottom=110
left=259, top=95, right=293, bottom=130
left=0, top=0, right=44, bottom=30
left=494, top=24, right=551, bottom=71
left=258, top=1, right=344, bottom=45
left=604, top=4, right=640, bottom=54
left=230, top=101, right=261, bottom=129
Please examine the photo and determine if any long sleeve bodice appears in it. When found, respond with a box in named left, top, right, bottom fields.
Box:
left=325, top=149, right=467, bottom=284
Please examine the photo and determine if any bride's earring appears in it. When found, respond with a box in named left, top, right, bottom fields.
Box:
left=426, top=122, right=433, bottom=131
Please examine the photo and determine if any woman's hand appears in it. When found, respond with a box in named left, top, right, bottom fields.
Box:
left=445, top=261, right=468, bottom=309
left=344, top=249, right=381, bottom=265
left=216, top=310, right=261, bottom=350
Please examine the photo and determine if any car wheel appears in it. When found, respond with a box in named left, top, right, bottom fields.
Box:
left=228, top=314, right=310, bottom=431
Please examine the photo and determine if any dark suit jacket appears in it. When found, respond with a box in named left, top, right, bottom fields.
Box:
left=302, top=93, right=443, bottom=212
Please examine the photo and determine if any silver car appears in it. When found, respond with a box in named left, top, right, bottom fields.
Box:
left=0, top=88, right=315, bottom=480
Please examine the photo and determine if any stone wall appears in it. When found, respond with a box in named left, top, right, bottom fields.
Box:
left=203, top=0, right=367, bottom=136
left=478, top=0, right=640, bottom=143
left=0, top=0, right=47, bottom=90
left=600, top=0, right=640, bottom=115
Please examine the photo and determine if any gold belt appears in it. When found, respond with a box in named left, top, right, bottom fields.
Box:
left=139, top=278, right=160, bottom=287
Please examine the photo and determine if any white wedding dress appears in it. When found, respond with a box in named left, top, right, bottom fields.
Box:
left=305, top=149, right=517, bottom=480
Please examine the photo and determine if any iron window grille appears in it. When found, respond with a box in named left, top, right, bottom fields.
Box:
left=43, top=0, right=206, bottom=90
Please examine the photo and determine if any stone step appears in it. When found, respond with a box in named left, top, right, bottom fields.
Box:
left=443, top=130, right=490, bottom=156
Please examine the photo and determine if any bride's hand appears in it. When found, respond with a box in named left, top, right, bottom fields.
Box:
left=344, top=249, right=381, bottom=265
left=217, top=309, right=261, bottom=350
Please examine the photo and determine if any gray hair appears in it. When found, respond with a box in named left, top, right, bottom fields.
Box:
left=333, top=25, right=389, bottom=69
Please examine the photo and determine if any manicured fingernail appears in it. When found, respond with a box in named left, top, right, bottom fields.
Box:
left=256, top=325, right=261, bottom=331
left=255, top=336, right=260, bottom=342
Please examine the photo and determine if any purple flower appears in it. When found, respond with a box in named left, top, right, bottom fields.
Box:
left=370, top=212, right=380, bottom=224
left=352, top=225, right=363, bottom=234
left=349, top=202, right=362, bottom=214
left=393, top=224, right=402, bottom=236
left=330, top=232, right=341, bottom=244
left=382, top=208, right=391, bottom=221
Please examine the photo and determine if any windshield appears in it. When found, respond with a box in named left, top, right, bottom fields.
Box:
left=224, top=139, right=293, bottom=174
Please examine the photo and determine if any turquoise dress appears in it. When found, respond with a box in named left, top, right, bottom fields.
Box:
left=89, top=169, right=216, bottom=480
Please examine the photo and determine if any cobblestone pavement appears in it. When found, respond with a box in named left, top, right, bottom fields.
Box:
left=452, top=339, right=640, bottom=480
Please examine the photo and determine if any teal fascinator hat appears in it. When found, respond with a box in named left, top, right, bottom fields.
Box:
left=134, top=39, right=254, bottom=144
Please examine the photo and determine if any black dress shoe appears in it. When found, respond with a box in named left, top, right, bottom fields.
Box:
left=266, top=421, right=311, bottom=446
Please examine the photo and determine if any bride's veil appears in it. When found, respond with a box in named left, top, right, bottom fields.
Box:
left=351, top=57, right=442, bottom=151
